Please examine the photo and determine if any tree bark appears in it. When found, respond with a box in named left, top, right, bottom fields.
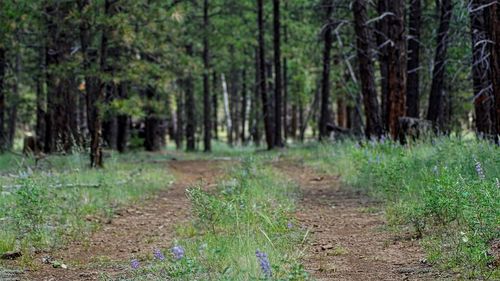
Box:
left=185, top=44, right=196, bottom=151
left=45, top=2, right=76, bottom=153
left=319, top=0, right=334, bottom=140
left=203, top=0, right=212, bottom=152
left=212, top=71, right=218, bottom=140
left=353, top=0, right=384, bottom=138
left=385, top=0, right=407, bottom=138
left=221, top=73, right=233, bottom=145
left=470, top=0, right=494, bottom=137
left=407, top=0, right=422, bottom=118
left=241, top=68, right=248, bottom=143
left=0, top=47, right=5, bottom=151
left=283, top=1, right=289, bottom=142
left=489, top=1, right=500, bottom=140
left=376, top=0, right=389, bottom=128
left=273, top=0, right=283, bottom=147
left=252, top=48, right=261, bottom=146
left=175, top=80, right=184, bottom=150
left=426, top=0, right=453, bottom=130
left=257, top=0, right=274, bottom=149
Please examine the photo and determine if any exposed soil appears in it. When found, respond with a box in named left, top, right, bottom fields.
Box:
left=7, top=158, right=453, bottom=281
left=16, top=159, right=228, bottom=281
left=276, top=161, right=451, bottom=281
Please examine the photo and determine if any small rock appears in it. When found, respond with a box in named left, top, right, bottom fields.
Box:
left=1, top=251, right=22, bottom=260
left=321, top=244, right=334, bottom=251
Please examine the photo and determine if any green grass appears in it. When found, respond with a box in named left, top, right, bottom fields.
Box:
left=115, top=157, right=309, bottom=281
left=286, top=137, right=499, bottom=279
left=0, top=152, right=173, bottom=266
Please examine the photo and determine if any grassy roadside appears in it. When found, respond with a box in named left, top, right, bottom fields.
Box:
left=286, top=137, right=499, bottom=279
left=116, top=157, right=309, bottom=281
left=0, top=152, right=173, bottom=267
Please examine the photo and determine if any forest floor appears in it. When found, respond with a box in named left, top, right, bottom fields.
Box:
left=6, top=157, right=450, bottom=281
left=274, top=161, right=449, bottom=281
left=15, top=159, right=228, bottom=281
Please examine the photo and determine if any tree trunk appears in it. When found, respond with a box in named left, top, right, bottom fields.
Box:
left=0, top=47, right=5, bottom=151
left=79, top=0, right=103, bottom=167
left=241, top=68, right=248, bottom=143
left=212, top=71, right=218, bottom=140
left=185, top=44, right=196, bottom=151
left=283, top=1, right=289, bottom=142
left=203, top=0, right=212, bottom=152
left=144, top=86, right=163, bottom=152
left=353, top=0, right=384, bottom=138
left=45, top=2, right=76, bottom=153
left=175, top=80, right=184, bottom=150
left=407, top=0, right=422, bottom=118
left=273, top=0, right=283, bottom=147
left=319, top=0, right=334, bottom=140
left=426, top=0, right=453, bottom=130
left=257, top=0, right=274, bottom=149
left=385, top=0, right=407, bottom=138
left=489, top=1, right=500, bottom=140
left=252, top=48, right=261, bottom=146
left=35, top=44, right=46, bottom=151
left=376, top=0, right=389, bottom=128
left=221, top=73, right=233, bottom=145
left=470, top=0, right=494, bottom=137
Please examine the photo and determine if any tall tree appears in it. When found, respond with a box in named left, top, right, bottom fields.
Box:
left=185, top=44, right=196, bottom=151
left=0, top=47, right=5, bottom=151
left=385, top=0, right=407, bottom=138
left=257, top=0, right=274, bottom=149
left=203, top=0, right=212, bottom=152
left=427, top=0, right=453, bottom=129
left=376, top=0, right=389, bottom=127
left=490, top=0, right=500, bottom=140
left=470, top=0, right=494, bottom=137
left=273, top=0, right=283, bottom=147
left=406, top=0, right=422, bottom=118
left=318, top=0, right=334, bottom=140
left=353, top=0, right=384, bottom=138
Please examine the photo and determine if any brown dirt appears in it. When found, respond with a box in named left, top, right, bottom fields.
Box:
left=276, top=161, right=451, bottom=281
left=17, top=159, right=228, bottom=281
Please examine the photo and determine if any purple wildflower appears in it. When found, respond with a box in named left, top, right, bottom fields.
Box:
left=131, top=259, right=140, bottom=269
left=474, top=159, right=486, bottom=180
left=255, top=250, right=272, bottom=278
left=287, top=221, right=293, bottom=229
left=153, top=249, right=165, bottom=261
left=171, top=246, right=185, bottom=260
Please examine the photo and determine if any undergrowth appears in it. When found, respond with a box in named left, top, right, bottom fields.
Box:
left=0, top=152, right=173, bottom=266
left=287, top=137, right=499, bottom=279
left=116, top=157, right=309, bottom=281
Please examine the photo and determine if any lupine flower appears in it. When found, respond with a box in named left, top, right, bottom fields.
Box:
left=474, top=159, right=486, bottom=180
left=255, top=250, right=272, bottom=278
left=171, top=246, right=185, bottom=260
left=153, top=249, right=165, bottom=261
left=131, top=259, right=140, bottom=269
left=287, top=222, right=293, bottom=229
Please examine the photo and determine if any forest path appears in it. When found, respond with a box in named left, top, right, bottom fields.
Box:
left=21, top=159, right=228, bottom=281
left=275, top=160, right=448, bottom=281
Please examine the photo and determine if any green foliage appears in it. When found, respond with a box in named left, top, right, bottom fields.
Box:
left=288, top=138, right=500, bottom=279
